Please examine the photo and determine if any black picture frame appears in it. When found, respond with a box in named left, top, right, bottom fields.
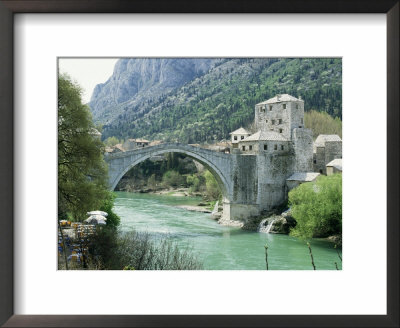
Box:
left=0, top=1, right=398, bottom=327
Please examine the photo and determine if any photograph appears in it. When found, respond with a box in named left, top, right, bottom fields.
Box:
left=58, top=57, right=342, bottom=270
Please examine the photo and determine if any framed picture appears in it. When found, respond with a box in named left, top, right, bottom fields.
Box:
left=0, top=0, right=398, bottom=327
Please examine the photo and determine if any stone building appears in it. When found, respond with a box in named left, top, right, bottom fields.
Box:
left=326, top=158, right=342, bottom=175
left=238, top=130, right=289, bottom=154
left=254, top=94, right=305, bottom=140
left=229, top=127, right=250, bottom=148
left=225, top=94, right=314, bottom=217
left=237, top=94, right=314, bottom=174
left=313, top=134, right=342, bottom=174
left=108, top=144, right=125, bottom=154
left=122, top=138, right=150, bottom=150
left=286, top=172, right=320, bottom=191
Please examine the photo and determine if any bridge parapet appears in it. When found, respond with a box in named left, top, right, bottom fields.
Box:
left=105, top=143, right=234, bottom=199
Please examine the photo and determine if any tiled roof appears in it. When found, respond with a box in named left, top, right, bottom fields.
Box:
left=257, top=94, right=302, bottom=105
left=314, top=134, right=342, bottom=147
left=113, top=144, right=125, bottom=152
left=326, top=158, right=342, bottom=170
left=287, top=172, right=320, bottom=182
left=242, top=130, right=289, bottom=142
left=229, top=127, right=250, bottom=135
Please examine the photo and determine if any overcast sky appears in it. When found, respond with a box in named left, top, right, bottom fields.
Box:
left=58, top=58, right=119, bottom=104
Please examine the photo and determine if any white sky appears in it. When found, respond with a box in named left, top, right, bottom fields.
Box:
left=58, top=58, right=119, bottom=103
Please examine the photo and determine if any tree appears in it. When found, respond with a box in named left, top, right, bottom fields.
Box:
left=204, top=170, right=221, bottom=200
left=104, top=136, right=121, bottom=147
left=289, top=174, right=342, bottom=239
left=58, top=74, right=109, bottom=221
left=304, top=110, right=342, bottom=139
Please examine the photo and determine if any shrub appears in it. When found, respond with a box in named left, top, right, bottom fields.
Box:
left=91, top=229, right=203, bottom=270
left=289, top=174, right=342, bottom=239
left=162, top=170, right=184, bottom=188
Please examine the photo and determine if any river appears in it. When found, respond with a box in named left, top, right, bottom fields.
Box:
left=113, top=191, right=342, bottom=270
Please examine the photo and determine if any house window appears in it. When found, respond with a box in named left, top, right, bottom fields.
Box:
left=264, top=144, right=268, bottom=150
left=279, top=129, right=283, bottom=133
left=271, top=119, right=275, bottom=125
left=296, top=104, right=299, bottom=109
left=283, top=104, right=286, bottom=109
left=269, top=105, right=272, bottom=111
left=234, top=136, right=237, bottom=140
left=281, top=145, right=284, bottom=150
left=266, top=119, right=268, bottom=123
left=278, top=119, right=282, bottom=124
left=249, top=145, right=253, bottom=151
left=274, top=144, right=277, bottom=150
left=299, top=126, right=302, bottom=128
left=313, top=159, right=317, bottom=164
left=241, top=136, right=244, bottom=140
left=242, top=146, right=246, bottom=151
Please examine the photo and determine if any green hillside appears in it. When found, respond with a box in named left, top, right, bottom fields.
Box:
left=100, top=58, right=341, bottom=143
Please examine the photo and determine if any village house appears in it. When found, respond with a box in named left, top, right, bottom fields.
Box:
left=313, top=134, right=342, bottom=174
left=229, top=127, right=251, bottom=148
left=326, top=158, right=342, bottom=175
left=286, top=172, right=320, bottom=191
left=122, top=138, right=150, bottom=150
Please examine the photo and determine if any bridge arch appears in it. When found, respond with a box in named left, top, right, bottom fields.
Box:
left=106, top=144, right=233, bottom=201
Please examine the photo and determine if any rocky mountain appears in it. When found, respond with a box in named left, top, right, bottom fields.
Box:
left=89, top=58, right=219, bottom=123
left=89, top=58, right=342, bottom=143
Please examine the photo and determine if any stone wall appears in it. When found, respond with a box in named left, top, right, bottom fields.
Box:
left=313, top=140, right=342, bottom=174
left=292, top=128, right=314, bottom=172
left=255, top=100, right=304, bottom=140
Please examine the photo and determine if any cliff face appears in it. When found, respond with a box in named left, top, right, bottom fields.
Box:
left=89, top=58, right=218, bottom=121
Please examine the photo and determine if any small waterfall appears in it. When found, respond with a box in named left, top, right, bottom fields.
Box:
left=258, top=218, right=276, bottom=234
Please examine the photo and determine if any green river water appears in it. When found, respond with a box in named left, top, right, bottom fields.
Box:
left=114, top=191, right=342, bottom=270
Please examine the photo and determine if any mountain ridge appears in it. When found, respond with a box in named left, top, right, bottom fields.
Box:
left=89, top=58, right=342, bottom=143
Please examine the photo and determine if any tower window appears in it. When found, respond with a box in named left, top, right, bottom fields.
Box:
left=249, top=145, right=253, bottom=151
left=241, top=136, right=244, bottom=140
left=279, top=129, right=283, bottom=133
left=264, top=144, right=268, bottom=150
left=313, top=159, right=317, bottom=164
left=281, top=145, right=284, bottom=150
left=283, top=104, right=286, bottom=109
left=296, top=104, right=299, bottom=109
left=271, top=119, right=275, bottom=125
left=266, top=119, right=268, bottom=123
left=234, top=136, right=237, bottom=140
left=278, top=119, right=282, bottom=124
left=242, top=146, right=246, bottom=151
left=274, top=144, right=277, bottom=150
left=269, top=105, right=272, bottom=111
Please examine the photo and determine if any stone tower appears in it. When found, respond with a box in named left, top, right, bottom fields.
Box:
left=254, top=94, right=305, bottom=140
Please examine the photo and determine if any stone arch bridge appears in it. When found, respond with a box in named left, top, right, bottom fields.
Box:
left=105, top=143, right=294, bottom=223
